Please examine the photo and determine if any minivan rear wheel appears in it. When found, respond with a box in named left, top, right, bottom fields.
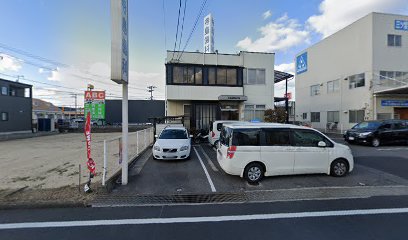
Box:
left=371, top=138, right=380, bottom=147
left=330, top=159, right=349, bottom=177
left=244, top=163, right=264, bottom=183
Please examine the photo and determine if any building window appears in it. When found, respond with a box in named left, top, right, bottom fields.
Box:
left=349, top=110, right=365, bottom=123
left=1, top=112, right=8, bottom=121
left=348, top=73, right=365, bottom=89
left=244, top=104, right=265, bottom=121
left=168, top=65, right=241, bottom=86
left=217, top=68, right=227, bottom=85
left=208, top=67, right=216, bottom=85
left=246, top=68, right=265, bottom=85
left=311, top=112, right=320, bottom=122
left=1, top=86, right=7, bottom=95
left=377, top=113, right=392, bottom=120
left=379, top=71, right=408, bottom=86
left=173, top=66, right=184, bottom=84
left=227, top=69, right=237, bottom=85
left=310, top=84, right=320, bottom=96
left=327, top=111, right=339, bottom=123
left=327, top=80, right=339, bottom=93
left=195, top=67, right=202, bottom=85
left=388, top=34, right=402, bottom=47
left=302, top=113, right=307, bottom=120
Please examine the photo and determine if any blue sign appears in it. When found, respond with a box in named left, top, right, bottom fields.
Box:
left=381, top=100, right=408, bottom=107
left=395, top=20, right=408, bottom=31
left=296, top=52, right=308, bottom=74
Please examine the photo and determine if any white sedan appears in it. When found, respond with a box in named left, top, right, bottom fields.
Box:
left=152, top=127, right=192, bottom=160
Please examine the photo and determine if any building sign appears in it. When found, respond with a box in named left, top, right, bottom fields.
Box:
left=111, top=0, right=129, bottom=84
left=218, top=95, right=248, bottom=101
left=84, top=91, right=106, bottom=120
left=381, top=100, right=408, bottom=107
left=395, top=20, right=408, bottom=31
left=204, top=13, right=214, bottom=53
left=296, top=52, right=308, bottom=74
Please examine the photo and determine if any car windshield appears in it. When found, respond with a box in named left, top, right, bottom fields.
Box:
left=352, top=122, right=381, bottom=130
left=159, top=129, right=187, bottom=139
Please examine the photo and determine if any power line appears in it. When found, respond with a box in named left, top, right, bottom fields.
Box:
left=147, top=85, right=157, bottom=100
left=177, top=0, right=188, bottom=58
left=177, top=0, right=208, bottom=61
left=172, top=0, right=183, bottom=61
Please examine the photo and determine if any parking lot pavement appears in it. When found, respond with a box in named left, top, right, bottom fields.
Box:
left=108, top=140, right=408, bottom=200
left=112, top=147, right=213, bottom=195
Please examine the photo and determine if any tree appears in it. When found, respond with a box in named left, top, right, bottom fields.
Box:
left=264, top=107, right=287, bottom=123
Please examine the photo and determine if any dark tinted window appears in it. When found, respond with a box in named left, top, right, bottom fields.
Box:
left=292, top=129, right=332, bottom=147
left=220, top=127, right=232, bottom=146
left=264, top=129, right=291, bottom=146
left=352, top=121, right=381, bottom=130
left=394, top=122, right=407, bottom=129
left=379, top=123, right=392, bottom=130
left=159, top=129, right=187, bottom=139
left=232, top=129, right=260, bottom=146
left=216, top=123, right=223, bottom=131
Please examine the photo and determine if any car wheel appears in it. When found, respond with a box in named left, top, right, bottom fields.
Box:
left=371, top=138, right=380, bottom=147
left=330, top=159, right=349, bottom=177
left=244, top=163, right=264, bottom=183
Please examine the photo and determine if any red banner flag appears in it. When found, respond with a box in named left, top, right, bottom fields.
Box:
left=84, top=112, right=92, bottom=160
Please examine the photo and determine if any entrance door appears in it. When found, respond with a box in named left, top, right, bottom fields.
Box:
left=395, top=108, right=408, bottom=120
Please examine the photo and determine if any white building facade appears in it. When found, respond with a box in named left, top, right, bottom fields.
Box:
left=295, top=12, right=408, bottom=131
left=165, top=51, right=275, bottom=130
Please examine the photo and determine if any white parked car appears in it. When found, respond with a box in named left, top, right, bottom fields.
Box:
left=217, top=123, right=354, bottom=183
left=208, top=120, right=246, bottom=147
left=153, top=126, right=192, bottom=160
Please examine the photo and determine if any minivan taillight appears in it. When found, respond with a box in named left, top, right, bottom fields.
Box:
left=211, top=131, right=215, bottom=138
left=227, top=146, right=237, bottom=159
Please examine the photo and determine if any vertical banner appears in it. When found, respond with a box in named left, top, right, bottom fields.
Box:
left=84, top=112, right=92, bottom=160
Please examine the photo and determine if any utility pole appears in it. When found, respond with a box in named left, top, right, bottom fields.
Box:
left=147, top=86, right=157, bottom=100
left=71, top=94, right=78, bottom=119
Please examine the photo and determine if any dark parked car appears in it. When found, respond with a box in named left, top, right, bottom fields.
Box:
left=344, top=120, right=408, bottom=147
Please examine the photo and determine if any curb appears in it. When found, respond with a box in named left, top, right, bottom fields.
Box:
left=0, top=202, right=89, bottom=210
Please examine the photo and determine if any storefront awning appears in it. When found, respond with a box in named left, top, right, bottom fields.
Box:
left=374, top=85, right=408, bottom=95
left=274, top=70, right=294, bottom=83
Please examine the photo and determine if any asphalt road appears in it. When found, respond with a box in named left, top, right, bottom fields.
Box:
left=1, top=196, right=408, bottom=240
left=2, top=138, right=408, bottom=239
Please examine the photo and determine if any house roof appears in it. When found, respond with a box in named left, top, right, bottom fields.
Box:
left=32, top=98, right=61, bottom=112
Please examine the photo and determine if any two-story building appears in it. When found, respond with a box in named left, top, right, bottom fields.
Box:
left=295, top=12, right=408, bottom=131
left=165, top=51, right=289, bottom=130
left=0, top=78, right=32, bottom=134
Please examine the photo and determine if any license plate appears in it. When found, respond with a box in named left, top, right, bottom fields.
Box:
left=348, top=137, right=355, bottom=140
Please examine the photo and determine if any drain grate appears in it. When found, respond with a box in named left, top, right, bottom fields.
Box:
left=93, top=192, right=247, bottom=206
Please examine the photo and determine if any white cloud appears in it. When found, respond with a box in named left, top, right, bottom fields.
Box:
left=0, top=53, right=22, bottom=72
left=236, top=14, right=310, bottom=52
left=262, top=10, right=272, bottom=20
left=307, top=0, right=408, bottom=38
left=275, top=62, right=295, bottom=75
left=47, top=70, right=61, bottom=81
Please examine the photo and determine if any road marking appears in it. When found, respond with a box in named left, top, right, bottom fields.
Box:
left=2, top=207, right=408, bottom=229
left=199, top=145, right=219, bottom=172
left=377, top=148, right=408, bottom=151
left=193, top=147, right=216, bottom=192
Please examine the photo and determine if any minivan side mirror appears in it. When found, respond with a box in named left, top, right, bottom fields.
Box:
left=317, top=141, right=327, bottom=147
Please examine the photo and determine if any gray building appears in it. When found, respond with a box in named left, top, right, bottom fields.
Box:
left=295, top=12, right=408, bottom=131
left=105, top=100, right=165, bottom=124
left=0, top=78, right=32, bottom=134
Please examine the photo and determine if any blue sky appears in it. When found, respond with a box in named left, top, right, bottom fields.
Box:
left=0, top=0, right=407, bottom=106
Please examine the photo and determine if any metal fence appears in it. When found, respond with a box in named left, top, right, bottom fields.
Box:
left=102, top=127, right=154, bottom=185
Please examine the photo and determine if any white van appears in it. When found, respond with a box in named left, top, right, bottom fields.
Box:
left=217, top=123, right=354, bottom=183
left=208, top=120, right=246, bottom=147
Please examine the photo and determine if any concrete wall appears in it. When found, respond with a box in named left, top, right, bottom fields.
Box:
left=295, top=13, right=375, bottom=130
left=105, top=100, right=165, bottom=124
left=166, top=85, right=243, bottom=101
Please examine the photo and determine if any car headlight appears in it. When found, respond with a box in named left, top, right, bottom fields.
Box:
left=180, top=146, right=189, bottom=151
left=153, top=145, right=160, bottom=151
left=358, top=132, right=372, bottom=137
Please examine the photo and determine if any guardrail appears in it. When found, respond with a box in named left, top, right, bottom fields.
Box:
left=102, top=127, right=154, bottom=186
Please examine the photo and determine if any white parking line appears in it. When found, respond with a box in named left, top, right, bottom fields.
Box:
left=193, top=147, right=217, bottom=192
left=1, top=207, right=408, bottom=229
left=199, top=145, right=219, bottom=172
left=377, top=148, right=408, bottom=151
